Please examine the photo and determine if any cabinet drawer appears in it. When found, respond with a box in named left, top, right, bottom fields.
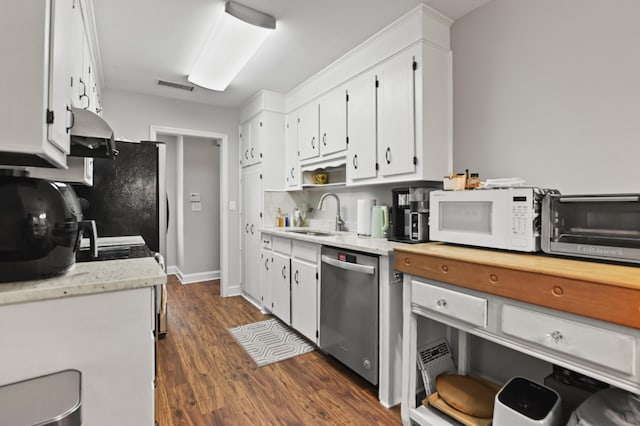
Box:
left=261, top=234, right=272, bottom=250
left=272, top=236, right=291, bottom=255
left=292, top=240, right=318, bottom=263
left=502, top=304, right=636, bottom=375
left=411, top=280, right=487, bottom=328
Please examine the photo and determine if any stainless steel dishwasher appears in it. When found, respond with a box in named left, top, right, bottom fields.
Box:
left=320, top=246, right=379, bottom=385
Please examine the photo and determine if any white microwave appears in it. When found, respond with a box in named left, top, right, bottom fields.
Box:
left=429, top=188, right=553, bottom=252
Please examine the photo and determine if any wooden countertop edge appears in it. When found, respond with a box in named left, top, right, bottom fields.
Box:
left=394, top=243, right=640, bottom=291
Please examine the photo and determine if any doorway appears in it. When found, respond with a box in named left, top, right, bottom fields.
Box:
left=150, top=126, right=232, bottom=295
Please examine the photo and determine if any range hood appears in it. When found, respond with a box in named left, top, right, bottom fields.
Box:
left=70, top=107, right=118, bottom=159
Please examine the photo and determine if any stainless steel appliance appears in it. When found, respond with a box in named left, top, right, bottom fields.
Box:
left=410, top=208, right=429, bottom=242
left=542, top=193, right=640, bottom=263
left=320, top=247, right=379, bottom=385
left=430, top=187, right=558, bottom=252
left=390, top=186, right=438, bottom=243
left=0, top=172, right=96, bottom=282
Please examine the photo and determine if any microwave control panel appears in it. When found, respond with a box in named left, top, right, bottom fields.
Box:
left=509, top=191, right=537, bottom=250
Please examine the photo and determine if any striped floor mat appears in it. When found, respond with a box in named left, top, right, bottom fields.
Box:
left=228, top=318, right=315, bottom=367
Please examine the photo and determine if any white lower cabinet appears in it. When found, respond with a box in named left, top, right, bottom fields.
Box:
left=260, top=248, right=272, bottom=312
left=290, top=241, right=319, bottom=343
left=0, top=288, right=155, bottom=426
left=291, top=258, right=318, bottom=343
left=270, top=251, right=291, bottom=324
left=403, top=276, right=640, bottom=425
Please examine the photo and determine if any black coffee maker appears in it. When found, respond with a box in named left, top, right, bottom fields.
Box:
left=0, top=171, right=95, bottom=282
left=389, top=185, right=438, bottom=243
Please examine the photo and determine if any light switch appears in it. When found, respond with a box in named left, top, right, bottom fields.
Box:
left=190, top=192, right=201, bottom=202
left=229, top=201, right=237, bottom=211
left=191, top=202, right=202, bottom=212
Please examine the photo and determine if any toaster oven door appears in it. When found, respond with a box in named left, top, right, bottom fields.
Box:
left=543, top=194, right=640, bottom=262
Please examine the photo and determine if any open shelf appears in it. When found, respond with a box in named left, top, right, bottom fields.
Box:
left=301, top=164, right=346, bottom=188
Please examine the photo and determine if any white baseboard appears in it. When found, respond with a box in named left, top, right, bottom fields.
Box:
left=170, top=267, right=220, bottom=285
left=223, top=285, right=243, bottom=297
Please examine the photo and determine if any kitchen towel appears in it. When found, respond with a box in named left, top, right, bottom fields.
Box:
left=357, top=199, right=376, bottom=235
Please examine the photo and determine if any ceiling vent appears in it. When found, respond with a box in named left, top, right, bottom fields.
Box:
left=157, top=80, right=195, bottom=91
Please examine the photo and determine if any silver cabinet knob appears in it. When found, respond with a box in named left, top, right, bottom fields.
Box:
left=436, top=299, right=447, bottom=308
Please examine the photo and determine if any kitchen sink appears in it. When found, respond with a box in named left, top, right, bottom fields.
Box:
left=286, top=230, right=335, bottom=237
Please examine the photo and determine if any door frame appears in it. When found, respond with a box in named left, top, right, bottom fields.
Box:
left=150, top=125, right=231, bottom=296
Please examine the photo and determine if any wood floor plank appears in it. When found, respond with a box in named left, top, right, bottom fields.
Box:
left=155, top=275, right=401, bottom=425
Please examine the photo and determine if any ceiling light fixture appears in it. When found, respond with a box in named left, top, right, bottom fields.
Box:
left=188, top=1, right=276, bottom=91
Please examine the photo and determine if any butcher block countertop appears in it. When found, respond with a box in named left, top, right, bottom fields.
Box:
left=0, top=257, right=166, bottom=307
left=394, top=243, right=640, bottom=329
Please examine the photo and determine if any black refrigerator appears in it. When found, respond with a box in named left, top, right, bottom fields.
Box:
left=73, top=140, right=162, bottom=252
left=73, top=140, right=167, bottom=338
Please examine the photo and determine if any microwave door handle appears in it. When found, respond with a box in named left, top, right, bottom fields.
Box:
left=321, top=255, right=375, bottom=275
left=558, top=196, right=640, bottom=203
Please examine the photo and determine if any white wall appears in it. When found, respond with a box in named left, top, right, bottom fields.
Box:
left=102, top=89, right=240, bottom=289
left=182, top=136, right=220, bottom=275
left=451, top=0, right=640, bottom=194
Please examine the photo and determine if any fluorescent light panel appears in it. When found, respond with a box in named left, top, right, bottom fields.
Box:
left=188, top=1, right=275, bottom=91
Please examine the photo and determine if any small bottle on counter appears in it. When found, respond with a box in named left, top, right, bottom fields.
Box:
left=466, top=172, right=481, bottom=189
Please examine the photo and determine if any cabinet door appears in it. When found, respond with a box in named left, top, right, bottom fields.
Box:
left=319, top=87, right=347, bottom=156
left=47, top=0, right=74, bottom=154
left=377, top=48, right=417, bottom=177
left=261, top=249, right=272, bottom=311
left=291, top=259, right=318, bottom=343
left=239, top=121, right=251, bottom=167
left=241, top=167, right=262, bottom=301
left=284, top=115, right=300, bottom=188
left=70, top=0, right=85, bottom=109
left=297, top=102, right=319, bottom=161
left=347, top=71, right=377, bottom=182
left=249, top=114, right=262, bottom=165
left=270, top=252, right=291, bottom=324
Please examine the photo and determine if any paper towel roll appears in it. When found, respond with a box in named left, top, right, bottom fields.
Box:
left=357, top=199, right=376, bottom=235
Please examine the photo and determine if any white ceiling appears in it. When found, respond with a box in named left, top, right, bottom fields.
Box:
left=92, top=0, right=491, bottom=108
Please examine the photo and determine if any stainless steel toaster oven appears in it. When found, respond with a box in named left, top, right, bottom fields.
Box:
left=541, top=194, right=640, bottom=263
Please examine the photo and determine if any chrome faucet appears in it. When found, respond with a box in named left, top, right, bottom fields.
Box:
left=318, top=193, right=345, bottom=232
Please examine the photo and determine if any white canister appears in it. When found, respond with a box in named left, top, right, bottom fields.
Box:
left=356, top=199, right=376, bottom=235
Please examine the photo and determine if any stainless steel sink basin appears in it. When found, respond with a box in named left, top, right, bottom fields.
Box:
left=286, top=230, right=334, bottom=237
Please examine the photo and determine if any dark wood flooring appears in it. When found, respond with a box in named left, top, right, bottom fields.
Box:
left=155, top=275, right=401, bottom=425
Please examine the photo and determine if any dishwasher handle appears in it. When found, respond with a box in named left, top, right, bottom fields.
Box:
left=321, top=255, right=375, bottom=275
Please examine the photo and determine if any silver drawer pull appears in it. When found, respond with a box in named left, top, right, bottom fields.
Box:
left=436, top=299, right=447, bottom=308
left=547, top=330, right=563, bottom=344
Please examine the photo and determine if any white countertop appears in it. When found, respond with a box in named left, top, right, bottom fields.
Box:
left=261, top=227, right=408, bottom=255
left=0, top=257, right=166, bottom=307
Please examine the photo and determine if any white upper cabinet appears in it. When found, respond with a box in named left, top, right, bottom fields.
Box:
left=0, top=0, right=74, bottom=168
left=0, top=0, right=105, bottom=169
left=48, top=0, right=74, bottom=156
left=346, top=70, right=377, bottom=183
left=27, top=157, right=93, bottom=186
left=249, top=115, right=263, bottom=165
left=284, top=114, right=300, bottom=188
left=239, top=113, right=265, bottom=168
left=297, top=102, right=319, bottom=161
left=239, top=119, right=252, bottom=166
left=260, top=111, right=285, bottom=190
left=318, top=87, right=348, bottom=157
left=283, top=5, right=452, bottom=186
left=377, top=46, right=418, bottom=178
